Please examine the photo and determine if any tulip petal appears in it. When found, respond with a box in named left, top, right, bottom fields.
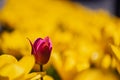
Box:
left=37, top=45, right=50, bottom=64
left=34, top=38, right=44, bottom=51
left=35, top=40, right=51, bottom=64
left=44, top=37, right=52, bottom=49
left=27, top=38, right=36, bottom=54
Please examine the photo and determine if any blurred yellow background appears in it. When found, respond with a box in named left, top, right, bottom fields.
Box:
left=0, top=0, right=120, bottom=80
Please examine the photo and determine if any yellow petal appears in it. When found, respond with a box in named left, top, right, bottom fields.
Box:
left=17, top=55, right=35, bottom=74
left=110, top=44, right=120, bottom=61
left=111, top=57, right=117, bottom=69
left=25, top=72, right=39, bottom=80
left=0, top=54, right=17, bottom=68
left=30, top=74, right=54, bottom=80
left=74, top=68, right=119, bottom=80
left=116, top=61, right=120, bottom=74
left=0, top=63, right=24, bottom=80
left=101, top=54, right=111, bottom=69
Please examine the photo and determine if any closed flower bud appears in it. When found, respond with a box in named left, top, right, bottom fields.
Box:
left=29, top=37, right=52, bottom=65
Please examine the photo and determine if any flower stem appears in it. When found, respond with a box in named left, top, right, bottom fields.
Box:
left=40, top=65, right=43, bottom=80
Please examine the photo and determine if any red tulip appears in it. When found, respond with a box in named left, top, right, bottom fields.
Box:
left=29, top=37, right=52, bottom=65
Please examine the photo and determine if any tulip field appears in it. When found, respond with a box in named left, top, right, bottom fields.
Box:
left=0, top=0, right=120, bottom=80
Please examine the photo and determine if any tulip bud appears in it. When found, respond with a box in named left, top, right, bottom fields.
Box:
left=29, top=37, right=52, bottom=65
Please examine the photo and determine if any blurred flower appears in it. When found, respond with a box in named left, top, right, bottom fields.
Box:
left=29, top=37, right=52, bottom=65
left=74, top=68, right=120, bottom=80
left=0, top=55, right=35, bottom=80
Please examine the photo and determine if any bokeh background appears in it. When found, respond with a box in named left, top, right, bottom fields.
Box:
left=1, top=0, right=120, bottom=80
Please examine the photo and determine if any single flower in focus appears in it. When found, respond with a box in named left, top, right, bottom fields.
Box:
left=29, top=37, right=52, bottom=65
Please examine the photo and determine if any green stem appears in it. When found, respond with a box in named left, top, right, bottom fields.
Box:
left=40, top=65, right=43, bottom=80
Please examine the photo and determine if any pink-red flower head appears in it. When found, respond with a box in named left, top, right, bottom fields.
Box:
left=29, top=37, right=52, bottom=65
